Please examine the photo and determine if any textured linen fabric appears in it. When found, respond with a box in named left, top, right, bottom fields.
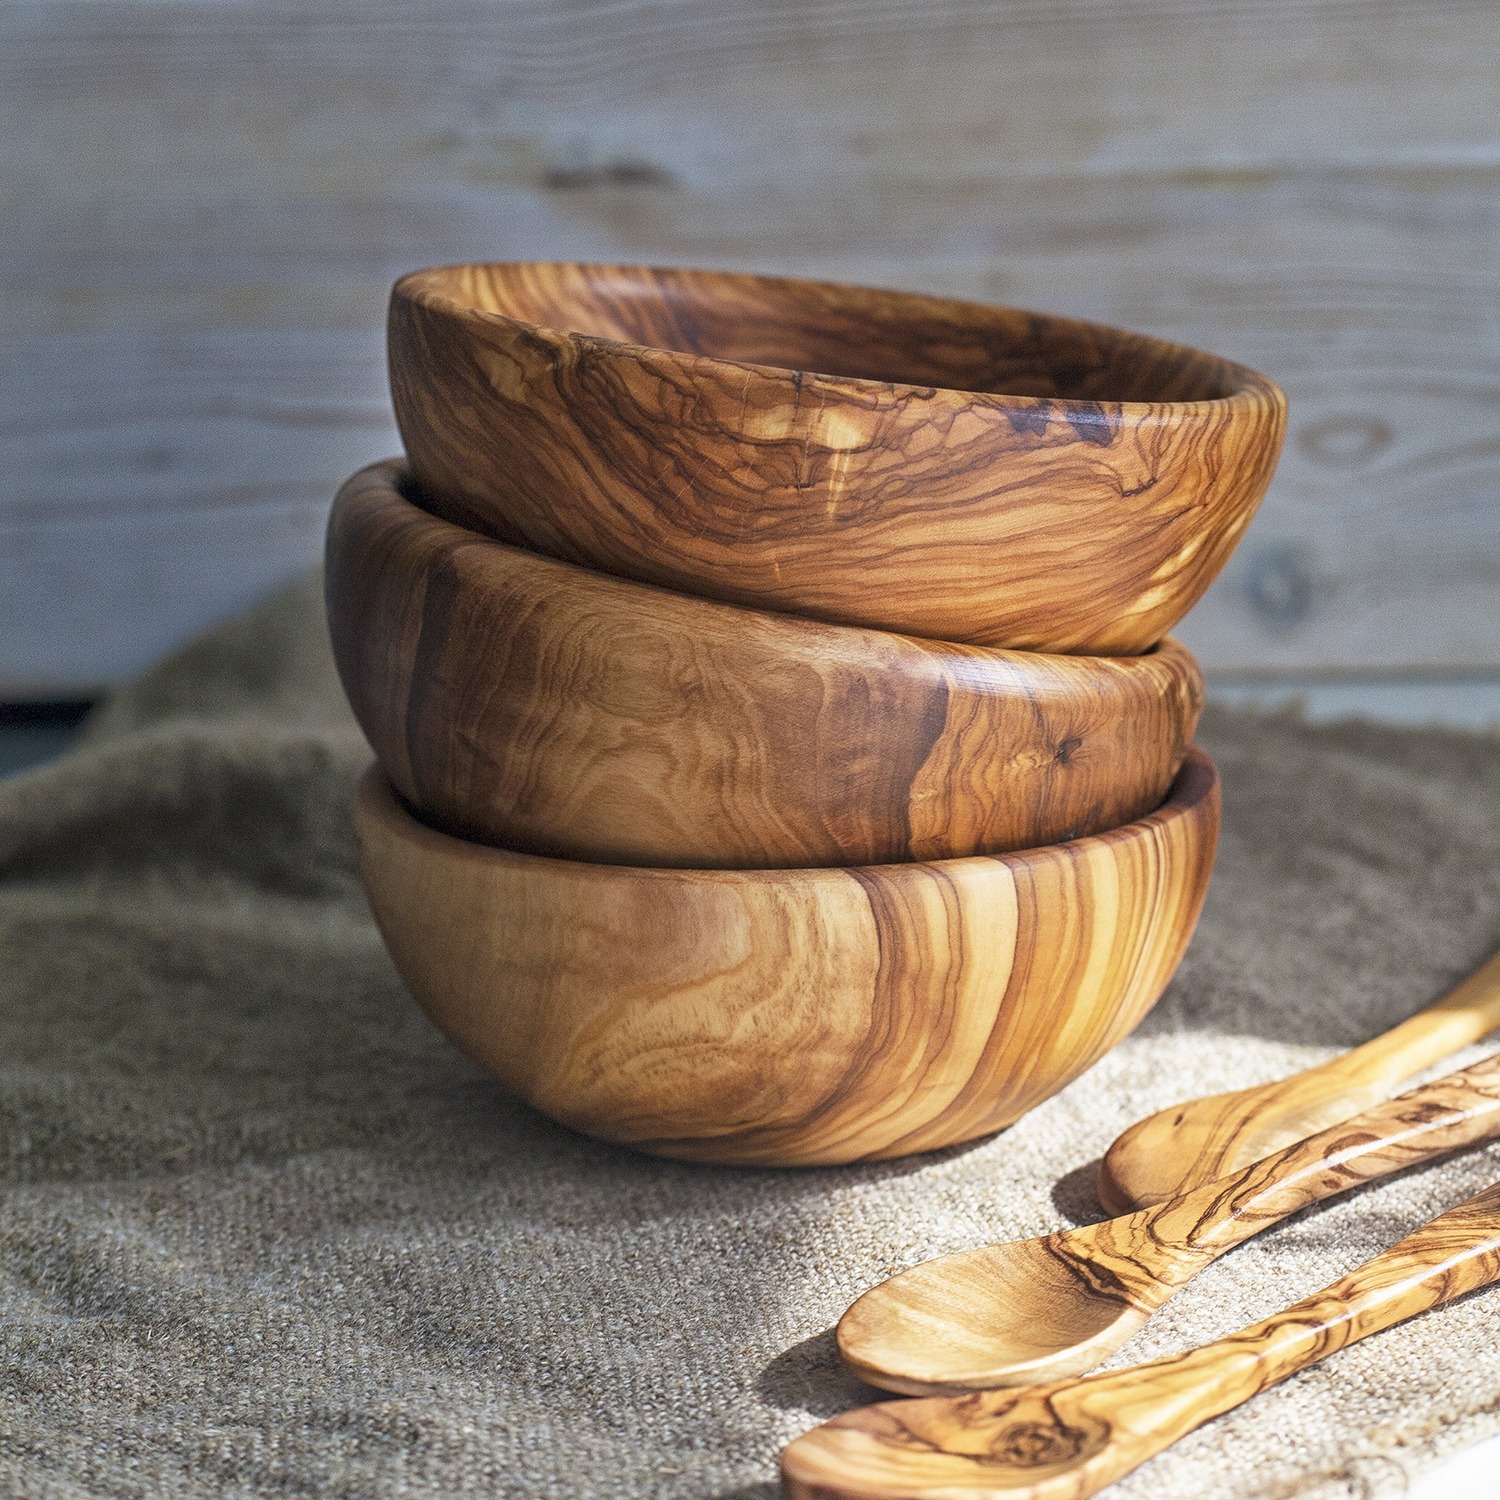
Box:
left=3, top=575, right=1500, bottom=1499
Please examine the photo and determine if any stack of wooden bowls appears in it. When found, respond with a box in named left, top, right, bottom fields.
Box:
left=327, top=263, right=1286, bottom=1167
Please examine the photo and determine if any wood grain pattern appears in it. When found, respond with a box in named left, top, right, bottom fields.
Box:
left=390, top=262, right=1286, bottom=655
left=1099, top=946, right=1500, bottom=1215
left=783, top=1179, right=1500, bottom=1498
left=838, top=1049, right=1500, bottom=1396
left=326, top=459, right=1203, bottom=869
left=353, top=752, right=1219, bottom=1167
left=7, top=0, right=1499, bottom=691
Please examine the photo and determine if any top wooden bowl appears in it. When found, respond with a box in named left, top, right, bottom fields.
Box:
left=389, top=262, right=1286, bottom=654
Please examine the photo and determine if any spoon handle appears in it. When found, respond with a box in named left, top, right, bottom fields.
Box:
left=786, top=1181, right=1500, bottom=1500
left=1082, top=1178, right=1500, bottom=1486
left=1156, top=1048, right=1500, bottom=1264
left=1101, top=946, right=1500, bottom=1213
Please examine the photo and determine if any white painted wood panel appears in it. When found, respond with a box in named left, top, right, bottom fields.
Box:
left=3, top=0, right=1498, bottom=690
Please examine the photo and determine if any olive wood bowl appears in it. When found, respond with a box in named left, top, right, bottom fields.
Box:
left=327, top=459, right=1204, bottom=869
left=354, top=750, right=1220, bottom=1166
left=389, top=262, right=1286, bottom=654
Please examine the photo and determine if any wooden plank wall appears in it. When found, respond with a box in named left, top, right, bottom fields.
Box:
left=4, top=0, right=1498, bottom=693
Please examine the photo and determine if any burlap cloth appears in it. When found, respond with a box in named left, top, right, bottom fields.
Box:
left=4, top=576, right=1500, bottom=1499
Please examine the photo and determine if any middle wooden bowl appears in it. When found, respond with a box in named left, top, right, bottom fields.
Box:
left=326, top=459, right=1204, bottom=870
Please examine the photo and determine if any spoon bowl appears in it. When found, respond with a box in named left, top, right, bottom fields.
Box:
left=838, top=1229, right=1159, bottom=1394
left=837, top=1050, right=1500, bottom=1392
left=786, top=1388, right=1119, bottom=1498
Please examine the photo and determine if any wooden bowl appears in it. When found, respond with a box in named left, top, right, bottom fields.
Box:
left=327, top=460, right=1204, bottom=870
left=354, top=750, right=1220, bottom=1166
left=389, top=263, right=1285, bottom=654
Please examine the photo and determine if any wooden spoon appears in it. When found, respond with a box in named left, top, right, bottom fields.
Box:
left=838, top=1050, right=1500, bottom=1394
left=1099, top=947, right=1500, bottom=1215
left=786, top=1178, right=1500, bottom=1499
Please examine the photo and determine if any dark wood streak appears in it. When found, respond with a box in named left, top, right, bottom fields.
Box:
left=837, top=1051, right=1500, bottom=1396
left=787, top=1179, right=1500, bottom=1499
left=388, top=262, right=1287, bottom=655
left=352, top=754, right=1218, bottom=1167
left=326, top=459, right=1204, bottom=871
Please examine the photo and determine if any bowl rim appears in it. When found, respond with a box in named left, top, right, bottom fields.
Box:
left=392, top=260, right=1283, bottom=422
left=355, top=747, right=1219, bottom=885
left=358, top=456, right=1198, bottom=674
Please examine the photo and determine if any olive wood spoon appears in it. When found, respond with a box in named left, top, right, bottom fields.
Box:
left=786, top=1178, right=1500, bottom=1499
left=1099, top=946, right=1500, bottom=1215
left=838, top=1050, right=1500, bottom=1395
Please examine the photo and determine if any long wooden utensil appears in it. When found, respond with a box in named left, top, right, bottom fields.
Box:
left=838, top=1049, right=1500, bottom=1394
left=786, top=1178, right=1500, bottom=1499
left=1099, top=946, right=1500, bottom=1215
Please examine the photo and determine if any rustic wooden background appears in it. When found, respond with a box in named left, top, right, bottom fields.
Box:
left=4, top=0, right=1498, bottom=695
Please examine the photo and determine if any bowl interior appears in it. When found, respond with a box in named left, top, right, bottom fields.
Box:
left=423, top=263, right=1252, bottom=406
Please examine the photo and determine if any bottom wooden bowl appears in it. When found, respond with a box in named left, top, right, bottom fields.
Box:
left=356, top=751, right=1220, bottom=1167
